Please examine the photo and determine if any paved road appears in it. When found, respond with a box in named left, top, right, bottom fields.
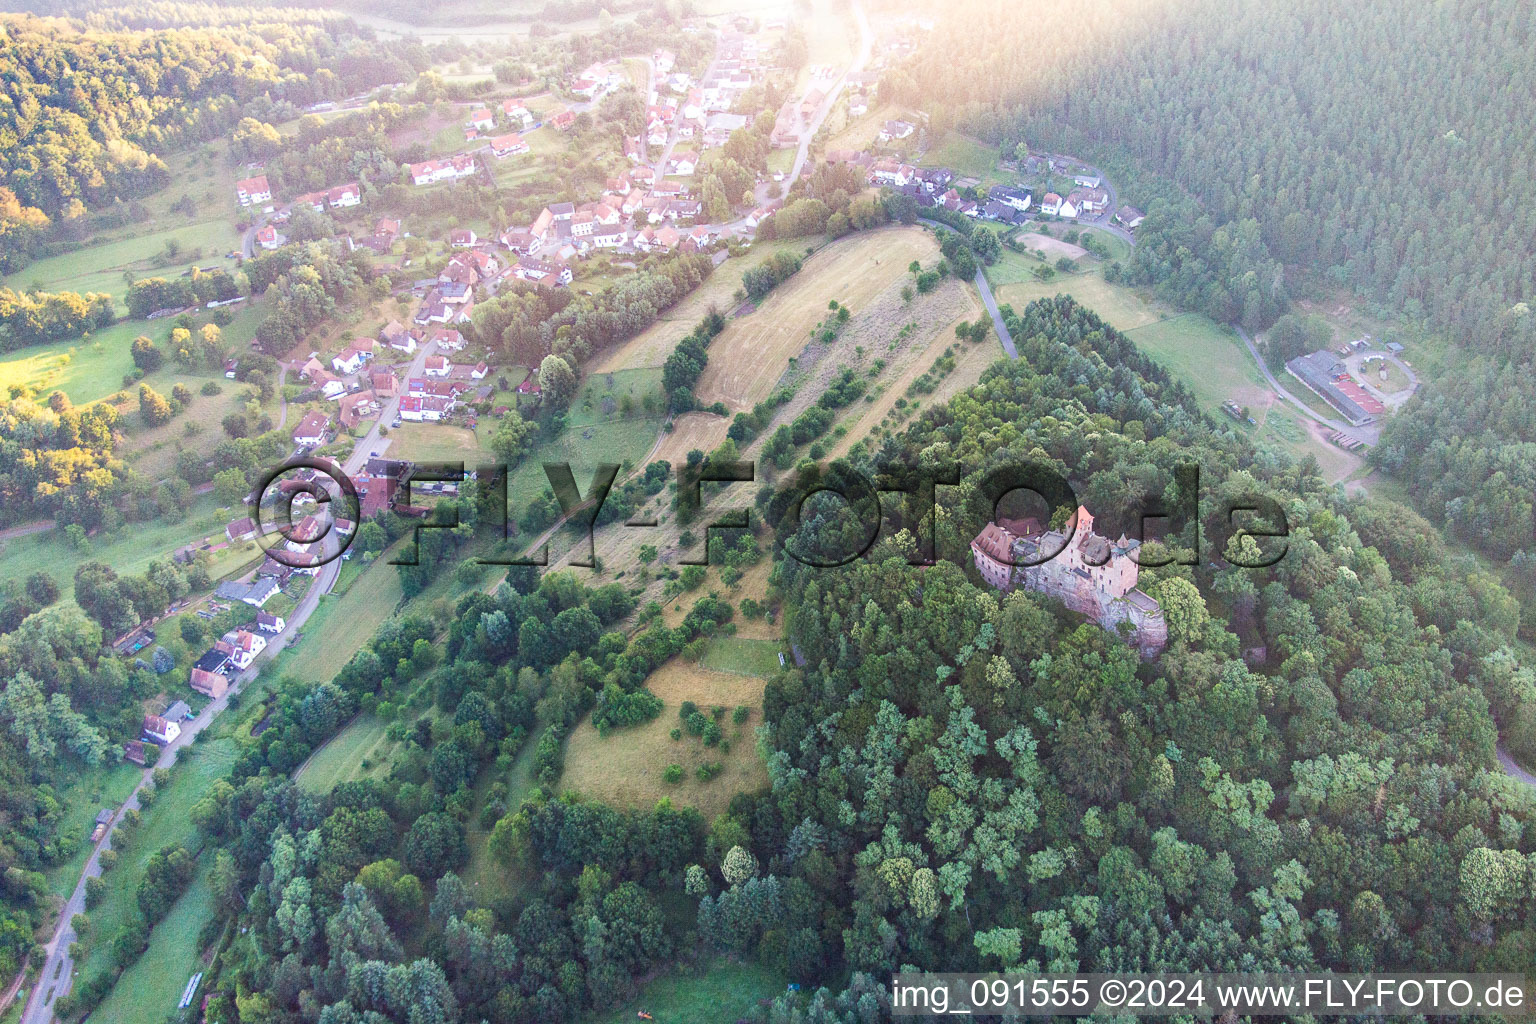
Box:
left=21, top=553, right=339, bottom=1024
left=343, top=342, right=435, bottom=474
left=973, top=268, right=1018, bottom=359
left=1498, top=746, right=1536, bottom=787
left=1233, top=325, right=1369, bottom=442
left=785, top=0, right=872, bottom=186
left=16, top=337, right=420, bottom=1023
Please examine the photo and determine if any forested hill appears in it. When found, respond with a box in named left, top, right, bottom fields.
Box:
left=891, top=0, right=1536, bottom=336
left=887, top=0, right=1536, bottom=562
left=0, top=6, right=424, bottom=267
left=742, top=297, right=1536, bottom=997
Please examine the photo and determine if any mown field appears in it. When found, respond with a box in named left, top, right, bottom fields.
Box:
left=589, top=241, right=808, bottom=373
left=700, top=636, right=785, bottom=677
left=0, top=303, right=261, bottom=407
left=993, top=258, right=1364, bottom=481
left=0, top=491, right=256, bottom=597
left=560, top=658, right=770, bottom=821
left=89, top=862, right=217, bottom=1024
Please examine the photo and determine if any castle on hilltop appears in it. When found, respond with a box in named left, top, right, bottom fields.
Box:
left=970, top=506, right=1167, bottom=657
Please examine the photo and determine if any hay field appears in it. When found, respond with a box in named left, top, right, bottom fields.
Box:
left=560, top=658, right=770, bottom=820
left=588, top=240, right=808, bottom=374
left=693, top=227, right=940, bottom=409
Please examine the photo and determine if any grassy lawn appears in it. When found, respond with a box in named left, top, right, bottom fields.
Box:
left=579, top=956, right=785, bottom=1024
left=264, top=555, right=404, bottom=687
left=993, top=264, right=1163, bottom=329
left=0, top=490, right=245, bottom=597
left=78, top=739, right=238, bottom=984
left=89, top=860, right=216, bottom=1024
left=41, top=762, right=144, bottom=902
left=1121, top=314, right=1267, bottom=412
left=700, top=636, right=784, bottom=677
left=2, top=221, right=242, bottom=311
left=0, top=303, right=263, bottom=407
left=385, top=421, right=494, bottom=465
left=561, top=658, right=769, bottom=821
left=295, top=713, right=401, bottom=791
left=921, top=132, right=1004, bottom=182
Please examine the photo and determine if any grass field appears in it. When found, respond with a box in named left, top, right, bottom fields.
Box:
left=700, top=636, right=785, bottom=676
left=2, top=221, right=243, bottom=312
left=921, top=132, right=1007, bottom=184
left=0, top=490, right=246, bottom=597
left=0, top=304, right=261, bottom=408
left=89, top=860, right=216, bottom=1024
left=588, top=242, right=808, bottom=373
left=265, top=556, right=404, bottom=686
left=78, top=739, right=238, bottom=986
left=579, top=957, right=785, bottom=1024
left=561, top=658, right=769, bottom=821
left=694, top=227, right=940, bottom=409
left=295, top=713, right=400, bottom=791
left=41, top=762, right=144, bottom=902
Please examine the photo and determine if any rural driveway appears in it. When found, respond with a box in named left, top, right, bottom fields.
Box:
left=973, top=268, right=1018, bottom=359
left=1234, top=326, right=1370, bottom=442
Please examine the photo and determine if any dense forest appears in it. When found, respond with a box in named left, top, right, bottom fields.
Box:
left=130, top=297, right=1536, bottom=1024
left=891, top=0, right=1536, bottom=557
left=0, top=5, right=426, bottom=272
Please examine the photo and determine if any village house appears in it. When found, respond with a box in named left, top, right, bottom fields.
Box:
left=466, top=108, right=495, bottom=131
left=256, top=224, right=281, bottom=250
left=143, top=714, right=180, bottom=746
left=190, top=667, right=229, bottom=699
left=399, top=395, right=455, bottom=422
left=328, top=182, right=361, bottom=207
left=373, top=218, right=401, bottom=248
left=502, top=100, right=534, bottom=128
left=235, top=175, right=271, bottom=206
left=848, top=93, right=868, bottom=117
left=424, top=354, right=451, bottom=377
left=991, top=185, right=1033, bottom=212
left=292, top=410, right=330, bottom=447
left=879, top=119, right=916, bottom=142
left=1115, top=205, right=1146, bottom=229
left=1073, top=171, right=1102, bottom=188
left=338, top=390, right=380, bottom=430
left=1067, top=187, right=1108, bottom=215
left=514, top=256, right=573, bottom=286
left=371, top=370, right=399, bottom=397
left=256, top=611, right=285, bottom=634
left=123, top=741, right=147, bottom=766
left=409, top=154, right=476, bottom=186
left=226, top=517, right=257, bottom=542
left=449, top=228, right=478, bottom=248
left=668, top=151, right=699, bottom=176
left=229, top=630, right=267, bottom=669
left=491, top=132, right=529, bottom=158
left=1040, top=192, right=1064, bottom=215
left=331, top=342, right=374, bottom=375
left=380, top=320, right=414, bottom=353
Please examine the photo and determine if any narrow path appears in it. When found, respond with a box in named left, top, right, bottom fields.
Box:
left=973, top=268, right=1018, bottom=359
left=1498, top=746, right=1536, bottom=787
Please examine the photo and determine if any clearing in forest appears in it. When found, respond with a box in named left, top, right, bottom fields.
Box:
left=560, top=657, right=770, bottom=820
